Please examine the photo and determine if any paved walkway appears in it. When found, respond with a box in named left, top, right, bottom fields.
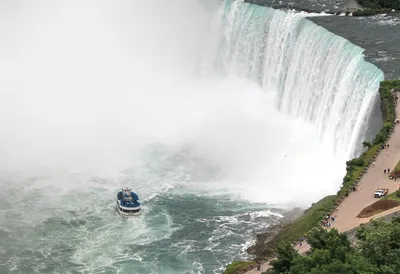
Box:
left=245, top=206, right=400, bottom=274
left=243, top=95, right=400, bottom=274
left=330, top=97, right=400, bottom=232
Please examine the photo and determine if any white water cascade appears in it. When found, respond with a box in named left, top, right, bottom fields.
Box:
left=0, top=1, right=389, bottom=273
left=205, top=0, right=384, bottom=155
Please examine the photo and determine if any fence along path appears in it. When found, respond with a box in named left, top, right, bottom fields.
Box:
left=238, top=93, right=400, bottom=274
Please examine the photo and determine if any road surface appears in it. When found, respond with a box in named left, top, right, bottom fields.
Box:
left=242, top=95, right=400, bottom=274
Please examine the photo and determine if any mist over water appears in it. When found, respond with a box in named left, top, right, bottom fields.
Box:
left=0, top=0, right=384, bottom=273
left=0, top=0, right=214, bottom=174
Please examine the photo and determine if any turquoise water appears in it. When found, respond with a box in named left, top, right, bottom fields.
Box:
left=0, top=173, right=281, bottom=274
left=0, top=1, right=387, bottom=273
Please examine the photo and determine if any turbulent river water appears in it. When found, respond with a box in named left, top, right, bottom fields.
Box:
left=0, top=0, right=393, bottom=273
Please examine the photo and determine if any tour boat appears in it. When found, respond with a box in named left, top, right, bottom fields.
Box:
left=116, top=187, right=141, bottom=217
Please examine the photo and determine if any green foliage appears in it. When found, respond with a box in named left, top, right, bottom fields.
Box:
left=223, top=261, right=254, bottom=274
left=267, top=219, right=400, bottom=274
left=272, top=196, right=335, bottom=246
left=245, top=81, right=399, bottom=268
left=362, top=141, right=372, bottom=149
left=289, top=250, right=375, bottom=274
left=383, top=190, right=400, bottom=202
left=346, top=158, right=365, bottom=172
left=336, top=144, right=379, bottom=199
left=380, top=80, right=399, bottom=122
left=352, top=8, right=392, bottom=16
left=356, top=0, right=400, bottom=10
left=346, top=158, right=365, bottom=168
left=269, top=242, right=299, bottom=273
left=372, top=122, right=392, bottom=145
left=356, top=217, right=400, bottom=272
left=306, top=228, right=352, bottom=261
left=337, top=80, right=398, bottom=201
left=389, top=159, right=400, bottom=178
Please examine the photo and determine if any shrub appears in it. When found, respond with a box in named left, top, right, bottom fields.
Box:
left=362, top=141, right=372, bottom=148
left=235, top=81, right=399, bottom=268
left=346, top=158, right=365, bottom=169
left=352, top=8, right=392, bottom=16
left=223, top=261, right=254, bottom=274
left=356, top=0, right=400, bottom=10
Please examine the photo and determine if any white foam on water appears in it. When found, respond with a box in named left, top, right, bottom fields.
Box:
left=0, top=0, right=383, bottom=208
left=0, top=0, right=385, bottom=273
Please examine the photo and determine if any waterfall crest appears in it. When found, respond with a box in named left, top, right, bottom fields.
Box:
left=208, top=0, right=384, bottom=154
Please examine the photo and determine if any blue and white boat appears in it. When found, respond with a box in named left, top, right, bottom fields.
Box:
left=116, top=187, right=141, bottom=216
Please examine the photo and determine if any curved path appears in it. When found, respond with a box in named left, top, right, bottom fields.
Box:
left=243, top=95, right=400, bottom=274
left=330, top=96, right=400, bottom=232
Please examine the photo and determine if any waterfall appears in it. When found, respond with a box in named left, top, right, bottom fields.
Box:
left=207, top=0, right=384, bottom=155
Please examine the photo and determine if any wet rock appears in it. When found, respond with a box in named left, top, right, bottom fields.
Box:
left=247, top=245, right=257, bottom=255
left=247, top=207, right=305, bottom=257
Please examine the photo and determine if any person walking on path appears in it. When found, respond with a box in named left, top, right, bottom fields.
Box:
left=242, top=95, right=400, bottom=274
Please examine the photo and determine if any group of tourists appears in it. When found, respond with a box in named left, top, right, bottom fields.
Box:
left=298, top=235, right=307, bottom=247
left=322, top=214, right=335, bottom=228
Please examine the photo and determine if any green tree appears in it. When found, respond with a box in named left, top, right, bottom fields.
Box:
left=362, top=141, right=372, bottom=149
left=267, top=227, right=377, bottom=274
left=269, top=241, right=299, bottom=273
left=290, top=252, right=375, bottom=274
left=356, top=0, right=400, bottom=10
left=267, top=219, right=400, bottom=274
left=356, top=217, right=400, bottom=273
left=307, top=228, right=352, bottom=260
left=291, top=228, right=375, bottom=273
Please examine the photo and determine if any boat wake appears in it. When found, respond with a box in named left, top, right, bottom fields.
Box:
left=0, top=0, right=384, bottom=273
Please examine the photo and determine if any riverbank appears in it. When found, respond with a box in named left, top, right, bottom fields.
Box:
left=245, top=0, right=396, bottom=16
left=224, top=80, right=400, bottom=273
left=255, top=80, right=398, bottom=253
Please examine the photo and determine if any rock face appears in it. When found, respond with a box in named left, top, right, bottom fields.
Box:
left=249, top=224, right=282, bottom=260
left=244, top=0, right=360, bottom=14
left=247, top=207, right=305, bottom=259
left=246, top=245, right=257, bottom=255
